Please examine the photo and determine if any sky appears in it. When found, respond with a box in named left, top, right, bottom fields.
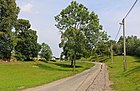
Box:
left=16, top=0, right=140, bottom=57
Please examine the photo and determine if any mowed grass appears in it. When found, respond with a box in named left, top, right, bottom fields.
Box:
left=106, top=56, right=140, bottom=91
left=0, top=61, right=94, bottom=91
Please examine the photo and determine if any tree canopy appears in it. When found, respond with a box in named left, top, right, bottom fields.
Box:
left=0, top=1, right=42, bottom=61
left=55, top=1, right=109, bottom=66
left=0, top=0, right=19, bottom=60
left=14, top=19, right=41, bottom=61
left=40, top=43, right=53, bottom=61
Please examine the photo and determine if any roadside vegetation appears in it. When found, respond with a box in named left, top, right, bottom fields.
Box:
left=0, top=61, right=94, bottom=90
left=106, top=56, right=140, bottom=91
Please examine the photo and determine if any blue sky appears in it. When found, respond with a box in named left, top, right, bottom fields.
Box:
left=16, top=0, right=140, bottom=57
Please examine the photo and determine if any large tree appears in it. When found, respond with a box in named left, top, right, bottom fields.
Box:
left=14, top=19, right=41, bottom=61
left=55, top=1, right=107, bottom=66
left=0, top=0, right=19, bottom=60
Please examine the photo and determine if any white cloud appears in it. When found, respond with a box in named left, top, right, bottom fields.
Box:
left=21, top=3, right=33, bottom=13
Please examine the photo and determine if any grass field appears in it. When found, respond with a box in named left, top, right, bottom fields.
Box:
left=106, top=56, right=140, bottom=91
left=0, top=61, right=94, bottom=91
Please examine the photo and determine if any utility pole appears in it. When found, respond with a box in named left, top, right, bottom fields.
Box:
left=122, top=18, right=126, bottom=72
left=119, top=0, right=138, bottom=72
left=111, top=42, right=114, bottom=64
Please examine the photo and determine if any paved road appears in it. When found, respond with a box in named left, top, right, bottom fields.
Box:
left=23, top=62, right=111, bottom=91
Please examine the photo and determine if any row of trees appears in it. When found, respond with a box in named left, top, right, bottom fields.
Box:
left=0, top=0, right=52, bottom=61
left=113, top=36, right=140, bottom=56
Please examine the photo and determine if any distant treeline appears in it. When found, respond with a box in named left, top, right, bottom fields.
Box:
left=113, top=36, right=140, bottom=56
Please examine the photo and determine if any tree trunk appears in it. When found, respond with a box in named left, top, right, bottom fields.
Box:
left=73, top=59, right=76, bottom=72
left=71, top=59, right=74, bottom=67
left=73, top=52, right=76, bottom=72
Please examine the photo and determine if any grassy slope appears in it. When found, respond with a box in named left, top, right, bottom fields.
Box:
left=0, top=61, right=94, bottom=91
left=106, top=56, right=140, bottom=91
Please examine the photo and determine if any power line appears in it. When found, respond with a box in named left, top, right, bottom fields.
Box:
left=124, top=0, right=139, bottom=19
left=114, top=25, right=122, bottom=41
left=114, top=0, right=139, bottom=41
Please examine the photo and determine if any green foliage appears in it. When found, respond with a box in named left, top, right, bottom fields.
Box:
left=0, top=1, right=40, bottom=61
left=126, top=36, right=140, bottom=56
left=14, top=52, right=26, bottom=61
left=55, top=1, right=108, bottom=64
left=0, top=34, right=13, bottom=60
left=116, top=36, right=140, bottom=56
left=135, top=46, right=140, bottom=56
left=0, top=0, right=19, bottom=32
left=60, top=28, right=87, bottom=59
left=0, top=0, right=19, bottom=60
left=106, top=56, right=140, bottom=91
left=95, top=41, right=110, bottom=56
left=79, top=57, right=88, bottom=61
left=40, top=43, right=53, bottom=61
left=0, top=61, right=94, bottom=90
left=95, top=56, right=109, bottom=62
left=15, top=19, right=41, bottom=61
left=86, top=56, right=97, bottom=62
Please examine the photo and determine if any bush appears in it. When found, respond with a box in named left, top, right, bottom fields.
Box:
left=96, top=56, right=109, bottom=62
left=14, top=52, right=26, bottom=61
left=79, top=57, right=88, bottom=61
left=87, top=56, right=96, bottom=62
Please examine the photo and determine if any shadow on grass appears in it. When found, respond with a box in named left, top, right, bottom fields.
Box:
left=134, top=60, right=140, bottom=63
left=124, top=66, right=140, bottom=77
left=133, top=56, right=140, bottom=63
left=52, top=63, right=82, bottom=68
left=36, top=64, right=57, bottom=71
left=35, top=62, right=82, bottom=71
left=124, top=56, right=140, bottom=76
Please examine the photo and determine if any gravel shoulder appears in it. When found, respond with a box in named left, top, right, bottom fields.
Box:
left=22, top=62, right=112, bottom=91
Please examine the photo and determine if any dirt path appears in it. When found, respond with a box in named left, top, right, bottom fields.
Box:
left=22, top=62, right=112, bottom=91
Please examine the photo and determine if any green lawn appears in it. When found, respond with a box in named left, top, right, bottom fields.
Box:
left=106, top=56, right=140, bottom=91
left=0, top=61, right=94, bottom=91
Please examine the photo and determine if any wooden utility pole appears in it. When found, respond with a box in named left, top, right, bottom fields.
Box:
left=111, top=42, right=114, bottom=64
left=122, top=18, right=126, bottom=71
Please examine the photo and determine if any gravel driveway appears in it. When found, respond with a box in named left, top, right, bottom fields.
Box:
left=23, top=62, right=111, bottom=91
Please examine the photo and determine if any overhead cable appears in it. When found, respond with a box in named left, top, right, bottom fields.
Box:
left=124, top=0, right=138, bottom=19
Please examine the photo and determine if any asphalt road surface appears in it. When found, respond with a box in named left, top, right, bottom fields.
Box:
left=23, top=62, right=111, bottom=91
